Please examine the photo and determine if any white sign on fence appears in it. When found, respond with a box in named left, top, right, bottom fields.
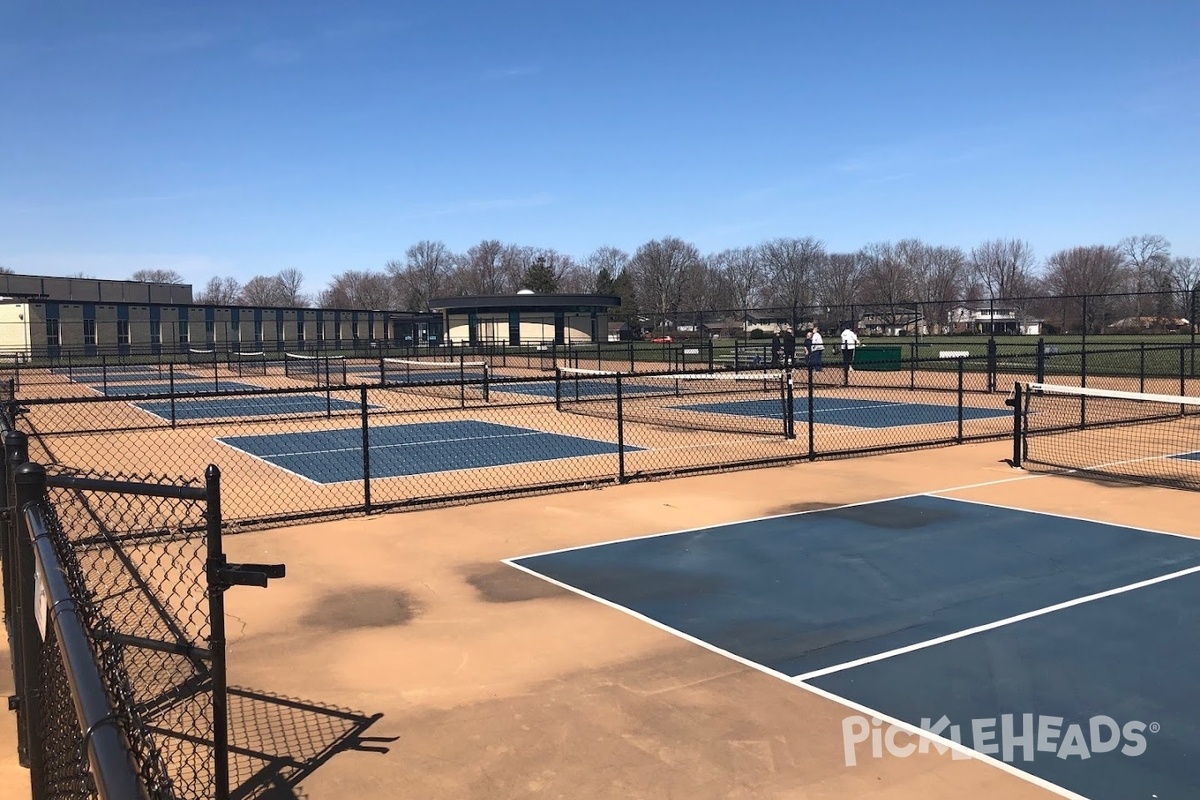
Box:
left=33, top=564, right=48, bottom=641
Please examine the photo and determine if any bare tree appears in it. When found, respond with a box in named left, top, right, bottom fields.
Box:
left=239, top=275, right=288, bottom=306
left=903, top=241, right=967, bottom=333
left=387, top=240, right=455, bottom=310
left=628, top=237, right=702, bottom=333
left=1042, top=245, right=1126, bottom=333
left=131, top=268, right=184, bottom=284
left=195, top=276, right=242, bottom=305
left=319, top=270, right=395, bottom=309
left=713, top=247, right=763, bottom=336
left=758, top=236, right=826, bottom=326
left=1119, top=234, right=1172, bottom=316
left=859, top=241, right=917, bottom=329
left=818, top=252, right=866, bottom=319
left=0, top=265, right=13, bottom=275
left=451, top=239, right=506, bottom=295
left=276, top=268, right=309, bottom=307
left=969, top=239, right=1039, bottom=300
left=584, top=247, right=630, bottom=293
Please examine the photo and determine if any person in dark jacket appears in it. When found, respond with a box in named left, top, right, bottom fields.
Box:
left=770, top=330, right=783, bottom=368
left=782, top=326, right=797, bottom=367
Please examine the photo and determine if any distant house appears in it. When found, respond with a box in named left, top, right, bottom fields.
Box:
left=1105, top=316, right=1190, bottom=334
left=858, top=309, right=926, bottom=336
left=946, top=304, right=1040, bottom=335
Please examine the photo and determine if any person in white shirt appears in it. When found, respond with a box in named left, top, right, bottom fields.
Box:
left=840, top=326, right=860, bottom=376
left=806, top=325, right=825, bottom=372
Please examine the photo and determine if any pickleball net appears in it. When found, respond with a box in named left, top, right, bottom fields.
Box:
left=226, top=350, right=268, bottom=377
left=554, top=367, right=794, bottom=438
left=1019, top=382, right=1200, bottom=491
left=284, top=352, right=348, bottom=386
left=380, top=357, right=490, bottom=405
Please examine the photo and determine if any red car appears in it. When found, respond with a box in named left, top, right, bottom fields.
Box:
left=651, top=335, right=673, bottom=343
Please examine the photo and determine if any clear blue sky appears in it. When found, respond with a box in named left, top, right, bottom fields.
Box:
left=2, top=1, right=1197, bottom=293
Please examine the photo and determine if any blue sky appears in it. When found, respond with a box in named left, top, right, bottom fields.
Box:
left=2, top=1, right=1197, bottom=293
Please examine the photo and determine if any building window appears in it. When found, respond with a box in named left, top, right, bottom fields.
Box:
left=117, top=320, right=130, bottom=345
left=254, top=320, right=263, bottom=343
left=352, top=321, right=360, bottom=341
left=150, top=320, right=161, bottom=345
left=317, top=323, right=325, bottom=342
left=276, top=319, right=285, bottom=344
left=179, top=320, right=190, bottom=344
left=46, top=318, right=60, bottom=347
left=297, top=320, right=306, bottom=344
left=334, top=324, right=342, bottom=343
left=205, top=320, right=215, bottom=345
left=231, top=320, right=241, bottom=342
left=83, top=319, right=97, bottom=346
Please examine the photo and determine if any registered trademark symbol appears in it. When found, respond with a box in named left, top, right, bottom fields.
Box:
left=1149, top=722, right=1161, bottom=734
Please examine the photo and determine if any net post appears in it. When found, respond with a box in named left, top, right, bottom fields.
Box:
left=908, top=342, right=915, bottom=391
left=616, top=375, right=626, bottom=483
left=482, top=364, right=490, bottom=403
left=806, top=365, right=816, bottom=460
left=169, top=362, right=177, bottom=429
left=986, top=337, right=997, bottom=393
left=956, top=357, right=964, bottom=443
left=554, top=368, right=563, bottom=412
left=1010, top=382, right=1023, bottom=468
left=1036, top=337, right=1045, bottom=383
left=361, top=386, right=372, bottom=514
left=628, top=341, right=634, bottom=373
left=1180, top=346, right=1187, bottom=414
left=784, top=371, right=795, bottom=440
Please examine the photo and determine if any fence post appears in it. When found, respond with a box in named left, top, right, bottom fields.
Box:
left=908, top=342, right=916, bottom=391
left=361, top=386, right=372, bottom=514
left=204, top=464, right=231, bottom=800
left=1180, top=346, right=1187, bottom=408
left=1036, top=337, right=1045, bottom=384
left=1, top=431, right=29, bottom=769
left=12, top=461, right=47, bottom=798
left=616, top=375, right=626, bottom=483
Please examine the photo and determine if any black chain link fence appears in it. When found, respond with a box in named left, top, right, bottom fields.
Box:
left=6, top=341, right=1194, bottom=532
left=1, top=404, right=284, bottom=799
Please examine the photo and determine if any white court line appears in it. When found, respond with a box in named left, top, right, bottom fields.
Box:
left=793, top=562, right=1200, bottom=682
left=503, top=534, right=1087, bottom=800
left=508, top=472, right=1043, bottom=561
left=215, top=438, right=326, bottom=487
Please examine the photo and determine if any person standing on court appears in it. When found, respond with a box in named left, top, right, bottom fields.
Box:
left=770, top=329, right=783, bottom=368
left=807, top=324, right=825, bottom=373
left=782, top=325, right=797, bottom=368
left=840, top=325, right=860, bottom=379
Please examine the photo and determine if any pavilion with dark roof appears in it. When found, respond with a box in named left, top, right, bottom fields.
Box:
left=426, top=292, right=621, bottom=346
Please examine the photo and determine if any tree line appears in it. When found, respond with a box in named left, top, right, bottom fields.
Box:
left=127, top=233, right=1197, bottom=331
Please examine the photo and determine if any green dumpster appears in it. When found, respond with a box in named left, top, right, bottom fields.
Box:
left=852, top=345, right=903, bottom=371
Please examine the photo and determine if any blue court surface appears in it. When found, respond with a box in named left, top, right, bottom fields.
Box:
left=217, top=419, right=640, bottom=483
left=93, top=380, right=258, bottom=396
left=134, top=393, right=368, bottom=422
left=676, top=396, right=1009, bottom=428
left=509, top=496, right=1200, bottom=799
left=61, top=369, right=199, bottom=383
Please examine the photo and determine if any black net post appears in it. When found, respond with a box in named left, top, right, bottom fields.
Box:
left=361, top=386, right=372, bottom=514
left=784, top=372, right=795, bottom=440
left=169, top=363, right=177, bottom=429
left=554, top=369, right=563, bottom=412
left=616, top=375, right=626, bottom=483
left=909, top=342, right=916, bottom=391
left=1036, top=337, right=1046, bottom=383
left=1140, top=343, right=1147, bottom=394
left=806, top=365, right=816, bottom=460
left=957, top=357, right=965, bottom=444
left=986, top=337, right=997, bottom=393
left=12, top=461, right=47, bottom=795
left=1010, top=382, right=1023, bottom=468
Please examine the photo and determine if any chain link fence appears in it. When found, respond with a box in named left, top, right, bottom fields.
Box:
left=1, top=407, right=284, bottom=799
